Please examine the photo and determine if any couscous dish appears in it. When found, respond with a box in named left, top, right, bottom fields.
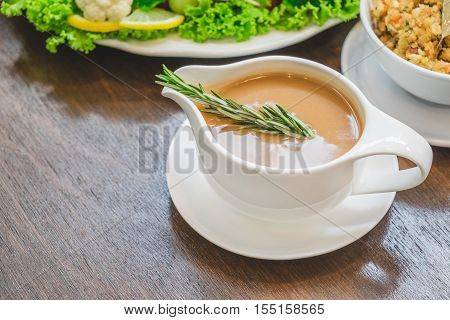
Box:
left=371, top=0, right=450, bottom=74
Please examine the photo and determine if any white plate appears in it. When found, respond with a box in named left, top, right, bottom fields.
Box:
left=97, top=19, right=340, bottom=58
left=341, top=23, right=450, bottom=148
left=166, top=121, right=397, bottom=260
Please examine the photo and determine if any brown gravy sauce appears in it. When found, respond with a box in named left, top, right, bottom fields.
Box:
left=202, top=73, right=362, bottom=168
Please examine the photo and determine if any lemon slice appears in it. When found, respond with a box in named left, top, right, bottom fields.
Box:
left=68, top=15, right=121, bottom=33
left=119, top=9, right=184, bottom=30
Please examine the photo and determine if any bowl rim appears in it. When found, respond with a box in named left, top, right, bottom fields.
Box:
left=360, top=0, right=450, bottom=81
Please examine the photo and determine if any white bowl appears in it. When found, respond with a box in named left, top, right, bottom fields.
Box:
left=360, top=0, right=450, bottom=105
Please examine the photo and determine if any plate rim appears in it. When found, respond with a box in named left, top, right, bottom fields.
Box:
left=96, top=19, right=341, bottom=58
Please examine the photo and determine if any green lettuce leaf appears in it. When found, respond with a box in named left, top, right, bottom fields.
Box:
left=179, top=0, right=278, bottom=42
left=0, top=0, right=28, bottom=16
left=133, top=0, right=166, bottom=10
left=180, top=0, right=359, bottom=42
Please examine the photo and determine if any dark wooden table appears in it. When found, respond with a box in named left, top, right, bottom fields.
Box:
left=1, top=17, right=449, bottom=300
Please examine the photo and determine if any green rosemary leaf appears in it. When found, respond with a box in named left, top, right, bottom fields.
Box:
left=156, top=65, right=315, bottom=139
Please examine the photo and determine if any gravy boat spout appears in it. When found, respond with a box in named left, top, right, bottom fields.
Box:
left=161, top=86, right=212, bottom=149
left=161, top=62, right=250, bottom=150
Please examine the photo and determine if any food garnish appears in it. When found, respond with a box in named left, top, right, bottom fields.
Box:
left=168, top=0, right=199, bottom=14
left=75, top=0, right=133, bottom=22
left=156, top=65, right=315, bottom=139
left=68, top=15, right=121, bottom=32
left=119, top=8, right=184, bottom=30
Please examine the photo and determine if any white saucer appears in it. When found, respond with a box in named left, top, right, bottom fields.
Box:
left=341, top=23, right=450, bottom=148
left=166, top=121, right=397, bottom=260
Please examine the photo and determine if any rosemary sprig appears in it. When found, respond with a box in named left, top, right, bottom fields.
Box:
left=155, top=65, right=315, bottom=139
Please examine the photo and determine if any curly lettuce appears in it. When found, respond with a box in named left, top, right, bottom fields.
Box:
left=0, top=0, right=169, bottom=53
left=179, top=0, right=359, bottom=42
left=179, top=0, right=279, bottom=42
left=274, top=0, right=359, bottom=30
left=1, top=0, right=359, bottom=53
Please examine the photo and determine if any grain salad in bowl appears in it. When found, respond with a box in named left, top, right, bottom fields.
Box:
left=360, top=0, right=450, bottom=105
left=371, top=0, right=450, bottom=74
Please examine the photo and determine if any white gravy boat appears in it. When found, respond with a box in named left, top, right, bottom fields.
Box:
left=162, top=56, right=432, bottom=212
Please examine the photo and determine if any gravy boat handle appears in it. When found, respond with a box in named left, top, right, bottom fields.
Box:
left=349, top=108, right=433, bottom=195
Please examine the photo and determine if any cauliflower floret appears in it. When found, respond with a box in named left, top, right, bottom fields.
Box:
left=75, top=0, right=133, bottom=22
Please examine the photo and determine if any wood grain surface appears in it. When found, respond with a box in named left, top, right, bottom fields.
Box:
left=0, top=17, right=449, bottom=300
